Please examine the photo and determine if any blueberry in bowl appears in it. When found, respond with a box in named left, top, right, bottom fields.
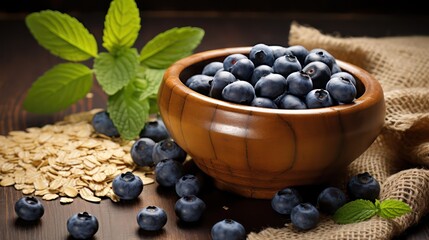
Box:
left=158, top=45, right=385, bottom=199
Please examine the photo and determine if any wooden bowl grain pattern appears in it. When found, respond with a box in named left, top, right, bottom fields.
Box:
left=158, top=47, right=385, bottom=199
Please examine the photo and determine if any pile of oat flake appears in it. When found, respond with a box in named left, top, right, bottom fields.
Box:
left=0, top=109, right=154, bottom=204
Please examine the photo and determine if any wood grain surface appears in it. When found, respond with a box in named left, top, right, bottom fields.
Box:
left=1, top=11, right=429, bottom=240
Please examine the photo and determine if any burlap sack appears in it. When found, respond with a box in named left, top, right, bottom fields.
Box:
left=248, top=22, right=429, bottom=240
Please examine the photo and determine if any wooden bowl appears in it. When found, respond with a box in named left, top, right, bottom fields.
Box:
left=158, top=47, right=385, bottom=199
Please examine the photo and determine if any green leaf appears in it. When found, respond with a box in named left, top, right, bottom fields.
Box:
left=102, top=0, right=141, bottom=52
left=140, top=27, right=205, bottom=68
left=23, top=63, right=93, bottom=114
left=108, top=84, right=150, bottom=140
left=333, top=199, right=378, bottom=224
left=378, top=199, right=412, bottom=219
left=25, top=10, right=97, bottom=61
left=94, top=47, right=139, bottom=95
left=137, top=66, right=166, bottom=100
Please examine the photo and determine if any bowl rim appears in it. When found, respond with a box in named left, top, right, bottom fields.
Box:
left=162, top=46, right=384, bottom=116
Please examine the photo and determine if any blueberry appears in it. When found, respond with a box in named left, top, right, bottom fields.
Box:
left=277, top=94, right=307, bottom=109
left=304, top=48, right=336, bottom=69
left=286, top=71, right=313, bottom=97
left=139, top=118, right=170, bottom=142
left=202, top=61, right=224, bottom=76
left=331, top=62, right=342, bottom=74
left=211, top=219, right=246, bottom=240
left=137, top=206, right=168, bottom=231
left=270, top=45, right=292, bottom=60
left=221, top=80, right=255, bottom=105
left=112, top=171, right=143, bottom=200
left=347, top=172, right=380, bottom=202
left=272, top=54, right=302, bottom=78
left=91, top=110, right=119, bottom=137
left=326, top=76, right=357, bottom=104
left=271, top=187, right=303, bottom=215
left=249, top=43, right=275, bottom=67
left=331, top=71, right=357, bottom=86
left=187, top=74, right=213, bottom=96
left=254, top=73, right=287, bottom=100
left=174, top=195, right=206, bottom=222
left=286, top=45, right=309, bottom=66
left=290, top=203, right=320, bottom=231
left=131, top=138, right=156, bottom=167
left=316, top=187, right=347, bottom=215
left=302, top=61, right=331, bottom=89
left=250, top=64, right=273, bottom=86
left=67, top=212, right=99, bottom=240
left=155, top=159, right=184, bottom=187
left=223, top=53, right=248, bottom=71
left=209, top=70, right=237, bottom=99
left=305, top=89, right=334, bottom=109
left=175, top=174, right=201, bottom=197
left=152, top=138, right=187, bottom=165
left=185, top=74, right=211, bottom=87
left=230, top=58, right=255, bottom=81
left=251, top=97, right=278, bottom=109
left=14, top=196, right=44, bottom=221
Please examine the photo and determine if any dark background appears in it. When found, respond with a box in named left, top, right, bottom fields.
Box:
left=0, top=0, right=427, bottom=14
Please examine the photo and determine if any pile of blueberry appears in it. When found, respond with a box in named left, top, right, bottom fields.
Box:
left=271, top=172, right=380, bottom=231
left=185, top=43, right=357, bottom=109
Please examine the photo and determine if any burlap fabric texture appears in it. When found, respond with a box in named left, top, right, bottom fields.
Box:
left=248, top=22, right=429, bottom=240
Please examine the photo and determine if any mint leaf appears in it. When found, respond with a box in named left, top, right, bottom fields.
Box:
left=378, top=199, right=412, bottom=219
left=108, top=84, right=150, bottom=140
left=94, top=47, right=139, bottom=95
left=23, top=63, right=93, bottom=114
left=137, top=66, right=166, bottom=100
left=103, top=0, right=140, bottom=52
left=140, top=27, right=204, bottom=68
left=25, top=10, right=97, bottom=61
left=333, top=199, right=378, bottom=224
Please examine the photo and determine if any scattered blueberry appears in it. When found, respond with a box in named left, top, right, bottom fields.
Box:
left=347, top=172, right=380, bottom=202
left=316, top=187, right=347, bottom=215
left=152, top=138, right=187, bottom=165
left=91, top=110, right=119, bottom=137
left=131, top=137, right=156, bottom=167
left=174, top=195, right=206, bottom=222
left=66, top=212, right=99, bottom=240
left=290, top=203, right=320, bottom=231
left=175, top=174, right=201, bottom=197
left=271, top=187, right=303, bottom=215
left=14, top=196, right=44, bottom=221
left=155, top=159, right=184, bottom=187
left=112, top=171, right=143, bottom=200
left=137, top=206, right=168, bottom=231
left=139, top=118, right=170, bottom=142
left=211, top=219, right=246, bottom=240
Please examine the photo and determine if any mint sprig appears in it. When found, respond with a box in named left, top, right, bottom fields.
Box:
left=333, top=199, right=412, bottom=224
left=24, top=0, right=205, bottom=140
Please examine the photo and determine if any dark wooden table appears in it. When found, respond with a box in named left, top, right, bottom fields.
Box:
left=1, top=10, right=429, bottom=240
